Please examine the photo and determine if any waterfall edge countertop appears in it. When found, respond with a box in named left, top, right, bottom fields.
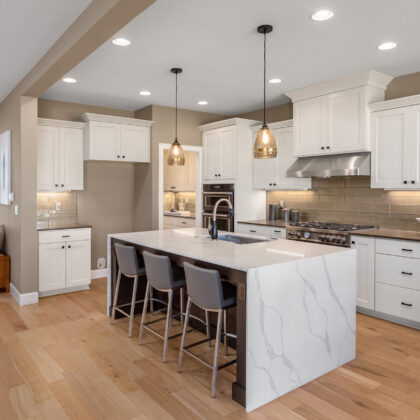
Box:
left=108, top=228, right=356, bottom=411
left=108, top=227, right=351, bottom=271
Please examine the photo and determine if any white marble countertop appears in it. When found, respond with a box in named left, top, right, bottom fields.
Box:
left=109, top=228, right=352, bottom=271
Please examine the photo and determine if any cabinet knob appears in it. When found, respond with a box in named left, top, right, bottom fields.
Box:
left=68, top=245, right=71, bottom=248
left=55, top=184, right=58, bottom=187
left=117, top=155, right=120, bottom=158
left=61, top=184, right=64, bottom=187
left=61, top=245, right=65, bottom=249
left=326, top=146, right=330, bottom=149
left=122, top=155, right=126, bottom=159
left=321, top=146, right=325, bottom=150
left=273, top=183, right=277, bottom=186
left=404, top=180, right=408, bottom=184
left=351, top=241, right=355, bottom=244
left=269, top=183, right=272, bottom=186
left=412, top=180, right=415, bottom=184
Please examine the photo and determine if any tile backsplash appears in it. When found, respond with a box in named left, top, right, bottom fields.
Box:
left=267, top=177, right=420, bottom=230
left=37, top=192, right=77, bottom=228
left=164, top=192, right=196, bottom=213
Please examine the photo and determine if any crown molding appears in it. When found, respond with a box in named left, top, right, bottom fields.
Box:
left=80, top=113, right=154, bottom=127
left=369, top=93, right=420, bottom=112
left=199, top=118, right=262, bottom=131
left=37, top=118, right=85, bottom=129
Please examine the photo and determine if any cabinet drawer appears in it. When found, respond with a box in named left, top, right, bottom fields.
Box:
left=376, top=282, right=420, bottom=323
left=236, top=224, right=271, bottom=237
left=269, top=227, right=286, bottom=239
left=376, top=254, right=420, bottom=291
left=163, top=217, right=195, bottom=228
left=39, top=228, right=91, bottom=244
left=376, top=238, right=420, bottom=259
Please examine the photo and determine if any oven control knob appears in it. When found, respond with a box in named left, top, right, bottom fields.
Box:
left=303, top=231, right=310, bottom=239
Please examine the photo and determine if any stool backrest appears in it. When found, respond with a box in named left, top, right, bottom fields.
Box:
left=143, top=251, right=174, bottom=291
left=115, top=243, right=142, bottom=276
left=183, top=262, right=223, bottom=310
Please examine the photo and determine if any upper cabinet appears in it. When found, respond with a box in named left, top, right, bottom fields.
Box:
left=82, top=113, right=153, bottom=163
left=286, top=70, right=393, bottom=157
left=164, top=150, right=196, bottom=192
left=252, top=121, right=311, bottom=190
left=37, top=119, right=84, bottom=191
left=370, top=95, right=420, bottom=190
left=202, top=125, right=236, bottom=180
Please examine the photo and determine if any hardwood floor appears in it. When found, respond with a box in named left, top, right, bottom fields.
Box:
left=1, top=278, right=419, bottom=419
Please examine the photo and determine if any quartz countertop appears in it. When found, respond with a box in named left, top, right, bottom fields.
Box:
left=37, top=223, right=92, bottom=231
left=109, top=228, right=351, bottom=271
left=163, top=212, right=196, bottom=219
left=351, top=227, right=420, bottom=241
left=237, top=219, right=289, bottom=228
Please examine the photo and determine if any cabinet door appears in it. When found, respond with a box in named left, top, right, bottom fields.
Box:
left=351, top=236, right=375, bottom=310
left=164, top=150, right=187, bottom=191
left=89, top=122, right=120, bottom=161
left=39, top=243, right=66, bottom=292
left=65, top=240, right=91, bottom=288
left=253, top=155, right=277, bottom=189
left=219, top=127, right=236, bottom=179
left=203, top=130, right=220, bottom=180
left=371, top=108, right=410, bottom=189
left=275, top=127, right=311, bottom=190
left=59, top=127, right=83, bottom=190
left=120, top=124, right=150, bottom=162
left=294, top=96, right=325, bottom=156
left=326, top=87, right=366, bottom=154
left=408, top=105, right=420, bottom=187
left=185, top=151, right=196, bottom=192
left=37, top=126, right=60, bottom=191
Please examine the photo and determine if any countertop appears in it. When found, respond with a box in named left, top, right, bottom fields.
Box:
left=351, top=228, right=420, bottom=241
left=163, top=212, right=196, bottom=219
left=109, top=228, right=351, bottom=271
left=37, top=223, right=92, bottom=231
left=237, top=219, right=289, bottom=228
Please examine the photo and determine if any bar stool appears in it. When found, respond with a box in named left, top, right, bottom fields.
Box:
left=178, top=262, right=237, bottom=398
left=111, top=243, right=166, bottom=337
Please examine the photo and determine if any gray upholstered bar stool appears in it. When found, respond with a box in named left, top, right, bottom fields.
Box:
left=139, top=251, right=190, bottom=362
left=178, top=262, right=237, bottom=398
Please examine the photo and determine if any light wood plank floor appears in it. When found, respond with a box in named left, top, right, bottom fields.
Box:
left=1, top=278, right=419, bottom=419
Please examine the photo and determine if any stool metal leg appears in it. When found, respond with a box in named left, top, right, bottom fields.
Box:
left=224, top=309, right=228, bottom=356
left=150, top=288, right=154, bottom=313
left=111, top=270, right=122, bottom=323
left=138, top=280, right=150, bottom=344
left=211, top=309, right=223, bottom=398
left=163, top=289, right=173, bottom=363
left=180, top=287, right=184, bottom=325
left=205, top=310, right=211, bottom=346
left=128, top=274, right=138, bottom=337
left=178, top=297, right=192, bottom=373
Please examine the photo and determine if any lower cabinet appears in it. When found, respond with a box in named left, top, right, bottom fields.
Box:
left=236, top=223, right=286, bottom=239
left=351, top=235, right=375, bottom=310
left=38, top=228, right=91, bottom=296
left=163, top=216, right=196, bottom=230
left=351, top=235, right=420, bottom=327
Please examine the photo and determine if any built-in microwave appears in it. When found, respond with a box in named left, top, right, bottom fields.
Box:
left=202, top=184, right=234, bottom=213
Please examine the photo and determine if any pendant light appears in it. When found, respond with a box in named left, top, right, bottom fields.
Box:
left=253, top=24, right=277, bottom=159
left=168, top=68, right=185, bottom=166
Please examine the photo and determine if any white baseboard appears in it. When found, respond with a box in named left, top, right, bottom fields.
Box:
left=10, top=283, right=39, bottom=306
left=91, top=268, right=107, bottom=279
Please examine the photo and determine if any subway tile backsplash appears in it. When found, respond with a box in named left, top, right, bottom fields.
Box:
left=37, top=192, right=77, bottom=229
left=267, top=177, right=420, bottom=230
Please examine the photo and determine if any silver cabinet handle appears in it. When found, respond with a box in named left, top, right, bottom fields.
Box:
left=401, top=302, right=413, bottom=307
left=250, top=229, right=256, bottom=233
left=401, top=271, right=413, bottom=275
left=402, top=248, right=413, bottom=252
left=62, top=235, right=70, bottom=238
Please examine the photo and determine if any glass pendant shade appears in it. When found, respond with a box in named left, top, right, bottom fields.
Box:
left=168, top=138, right=185, bottom=166
left=253, top=124, right=277, bottom=158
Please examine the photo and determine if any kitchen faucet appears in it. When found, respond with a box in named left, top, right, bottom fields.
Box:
left=208, top=198, right=234, bottom=239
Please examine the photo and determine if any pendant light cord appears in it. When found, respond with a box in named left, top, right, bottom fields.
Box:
left=175, top=72, right=178, bottom=140
left=263, top=31, right=266, bottom=125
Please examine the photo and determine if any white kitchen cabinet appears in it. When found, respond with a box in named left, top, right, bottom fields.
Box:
left=236, top=223, right=286, bottom=239
left=351, top=235, right=375, bottom=310
left=163, top=216, right=196, bottom=230
left=38, top=228, right=91, bottom=296
left=82, top=113, right=153, bottom=163
left=370, top=99, right=420, bottom=190
left=252, top=121, right=311, bottom=190
left=286, top=70, right=392, bottom=157
left=37, top=120, right=84, bottom=191
left=164, top=150, right=196, bottom=192
left=202, top=126, right=236, bottom=180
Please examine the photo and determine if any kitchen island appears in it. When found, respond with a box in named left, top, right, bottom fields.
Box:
left=107, top=228, right=356, bottom=411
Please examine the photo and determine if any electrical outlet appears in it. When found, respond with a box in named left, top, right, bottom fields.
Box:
left=14, top=205, right=18, bottom=215
left=97, top=257, right=106, bottom=269
left=56, top=202, right=62, bottom=211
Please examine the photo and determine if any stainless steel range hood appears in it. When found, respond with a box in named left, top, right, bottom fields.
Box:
left=286, top=152, right=370, bottom=178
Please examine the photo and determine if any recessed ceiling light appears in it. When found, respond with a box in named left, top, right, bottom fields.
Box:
left=377, top=41, right=397, bottom=50
left=198, top=101, right=208, bottom=105
left=139, top=90, right=151, bottom=96
left=62, top=77, right=77, bottom=83
left=112, top=37, right=131, bottom=46
left=311, top=10, right=334, bottom=21
left=268, top=78, right=282, bottom=84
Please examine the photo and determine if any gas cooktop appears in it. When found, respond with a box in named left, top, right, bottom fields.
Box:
left=289, top=221, right=374, bottom=232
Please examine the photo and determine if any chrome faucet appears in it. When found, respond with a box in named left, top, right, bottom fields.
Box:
left=208, top=198, right=234, bottom=240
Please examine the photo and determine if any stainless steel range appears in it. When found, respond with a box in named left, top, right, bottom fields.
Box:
left=286, top=221, right=374, bottom=247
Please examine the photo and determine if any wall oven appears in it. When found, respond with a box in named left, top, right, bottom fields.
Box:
left=202, top=184, right=234, bottom=232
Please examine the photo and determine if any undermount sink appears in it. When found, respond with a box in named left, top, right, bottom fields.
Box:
left=216, top=234, right=270, bottom=245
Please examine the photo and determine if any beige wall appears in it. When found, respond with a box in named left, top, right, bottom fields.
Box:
left=38, top=99, right=138, bottom=267
left=386, top=71, right=420, bottom=100
left=235, top=102, right=292, bottom=124
left=133, top=105, right=225, bottom=231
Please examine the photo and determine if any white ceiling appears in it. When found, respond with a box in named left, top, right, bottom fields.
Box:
left=0, top=0, right=92, bottom=102
left=42, top=0, right=420, bottom=115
